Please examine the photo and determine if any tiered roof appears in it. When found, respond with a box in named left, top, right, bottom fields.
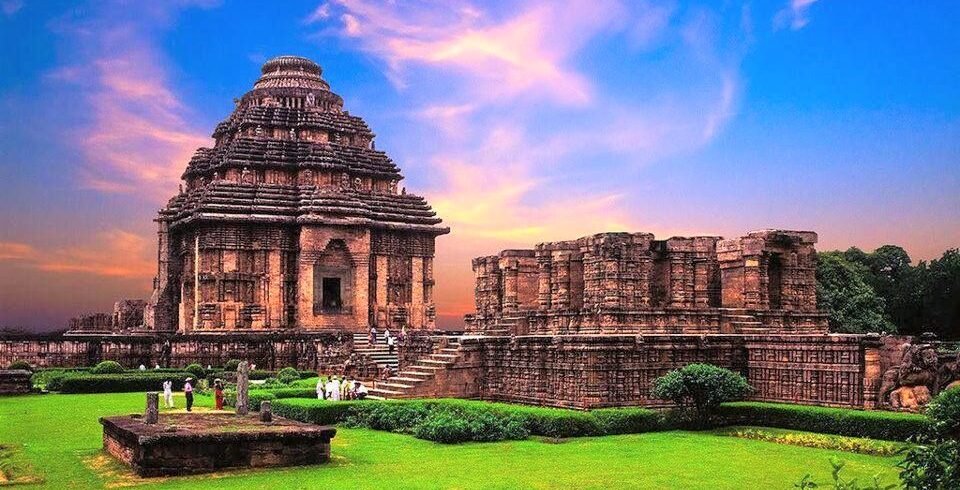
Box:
left=159, top=55, right=448, bottom=235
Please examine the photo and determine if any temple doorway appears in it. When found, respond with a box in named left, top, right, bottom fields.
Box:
left=322, top=277, right=342, bottom=311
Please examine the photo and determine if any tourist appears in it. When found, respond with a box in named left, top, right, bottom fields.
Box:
left=316, top=376, right=326, bottom=400
left=326, top=376, right=342, bottom=401
left=380, top=365, right=392, bottom=380
left=139, top=364, right=146, bottom=371
left=342, top=377, right=352, bottom=400
left=354, top=381, right=368, bottom=400
left=384, top=328, right=391, bottom=343
left=369, top=326, right=377, bottom=345
left=214, top=379, right=224, bottom=410
left=184, top=378, right=194, bottom=412
left=154, top=364, right=161, bottom=370
left=387, top=333, right=396, bottom=354
left=162, top=380, right=175, bottom=408
left=400, top=325, right=406, bottom=343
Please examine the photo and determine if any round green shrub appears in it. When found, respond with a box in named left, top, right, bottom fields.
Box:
left=90, top=361, right=124, bottom=375
left=8, top=360, right=33, bottom=372
left=277, top=367, right=301, bottom=384
left=184, top=363, right=206, bottom=379
left=652, top=363, right=752, bottom=427
left=926, top=386, right=960, bottom=438
left=224, top=359, right=242, bottom=371
left=414, top=411, right=474, bottom=443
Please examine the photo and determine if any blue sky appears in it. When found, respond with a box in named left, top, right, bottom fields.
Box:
left=0, top=0, right=958, bottom=330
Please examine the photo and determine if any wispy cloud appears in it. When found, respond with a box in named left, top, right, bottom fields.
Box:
left=775, top=0, right=820, bottom=31
left=0, top=230, right=154, bottom=278
left=1, top=0, right=23, bottom=17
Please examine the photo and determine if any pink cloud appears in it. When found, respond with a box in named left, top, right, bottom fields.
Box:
left=312, top=0, right=624, bottom=106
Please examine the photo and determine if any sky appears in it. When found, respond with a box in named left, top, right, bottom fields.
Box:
left=0, top=0, right=958, bottom=331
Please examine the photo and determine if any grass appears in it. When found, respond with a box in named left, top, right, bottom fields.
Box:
left=0, top=393, right=903, bottom=489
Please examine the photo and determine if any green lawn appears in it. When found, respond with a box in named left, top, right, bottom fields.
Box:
left=0, top=393, right=902, bottom=489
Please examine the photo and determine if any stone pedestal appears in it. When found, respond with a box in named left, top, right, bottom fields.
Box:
left=260, top=401, right=272, bottom=422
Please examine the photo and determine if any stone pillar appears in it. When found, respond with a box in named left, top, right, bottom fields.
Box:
left=411, top=257, right=424, bottom=327
left=145, top=392, right=159, bottom=424
left=260, top=400, right=273, bottom=422
left=236, top=361, right=250, bottom=416
left=537, top=254, right=552, bottom=310
left=861, top=334, right=882, bottom=409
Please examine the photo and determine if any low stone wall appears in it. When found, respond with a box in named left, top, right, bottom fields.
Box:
left=457, top=334, right=878, bottom=410
left=0, top=333, right=352, bottom=371
left=0, top=370, right=32, bottom=395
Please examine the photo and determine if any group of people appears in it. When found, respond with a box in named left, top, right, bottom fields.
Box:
left=317, top=375, right=369, bottom=400
left=369, top=325, right=405, bottom=355
left=161, top=377, right=196, bottom=412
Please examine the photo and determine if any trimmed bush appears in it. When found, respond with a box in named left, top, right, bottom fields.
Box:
left=273, top=398, right=362, bottom=425
left=224, top=359, right=241, bottom=371
left=7, top=360, right=32, bottom=372
left=184, top=364, right=206, bottom=379
left=58, top=372, right=192, bottom=394
left=926, top=386, right=960, bottom=438
left=652, top=363, right=752, bottom=426
left=592, top=407, right=667, bottom=435
left=412, top=408, right=529, bottom=444
left=90, top=361, right=124, bottom=375
left=225, top=387, right=318, bottom=410
left=717, top=402, right=930, bottom=441
left=277, top=367, right=301, bottom=384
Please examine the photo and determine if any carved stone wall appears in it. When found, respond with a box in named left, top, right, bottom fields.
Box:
left=0, top=333, right=351, bottom=371
left=462, top=334, right=876, bottom=409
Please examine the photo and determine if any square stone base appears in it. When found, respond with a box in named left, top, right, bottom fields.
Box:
left=100, top=413, right=336, bottom=477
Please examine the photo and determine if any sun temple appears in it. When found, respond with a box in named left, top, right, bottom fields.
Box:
left=1, top=55, right=955, bottom=413
left=146, top=55, right=448, bottom=334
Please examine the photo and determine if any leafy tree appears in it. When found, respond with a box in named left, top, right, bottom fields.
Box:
left=816, top=252, right=895, bottom=334
left=277, top=367, right=300, bottom=384
left=651, top=363, right=751, bottom=427
left=918, top=249, right=960, bottom=340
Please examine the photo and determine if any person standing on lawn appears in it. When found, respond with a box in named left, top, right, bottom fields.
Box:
left=317, top=376, right=327, bottom=400
left=184, top=378, right=194, bottom=412
left=214, top=379, right=225, bottom=410
left=162, top=380, right=175, bottom=408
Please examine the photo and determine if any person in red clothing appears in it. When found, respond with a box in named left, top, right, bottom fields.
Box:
left=214, top=379, right=225, bottom=410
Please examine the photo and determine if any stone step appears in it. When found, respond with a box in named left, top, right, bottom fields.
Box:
left=403, top=370, right=435, bottom=377
left=419, top=359, right=451, bottom=366
left=368, top=387, right=406, bottom=396
left=378, top=382, right=414, bottom=390
left=430, top=353, right=458, bottom=360
left=391, top=376, right=426, bottom=384
left=409, top=364, right=444, bottom=371
left=440, top=348, right=459, bottom=353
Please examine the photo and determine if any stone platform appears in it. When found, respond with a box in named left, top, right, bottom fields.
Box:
left=0, top=370, right=32, bottom=395
left=100, top=413, right=336, bottom=477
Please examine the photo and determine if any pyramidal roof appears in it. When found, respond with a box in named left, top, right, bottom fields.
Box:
left=159, top=56, right=449, bottom=235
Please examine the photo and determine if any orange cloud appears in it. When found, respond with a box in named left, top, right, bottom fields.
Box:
left=0, top=230, right=154, bottom=279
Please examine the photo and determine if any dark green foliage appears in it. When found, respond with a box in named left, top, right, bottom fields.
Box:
left=224, top=359, right=241, bottom=371
left=273, top=398, right=670, bottom=443
left=58, top=373, right=192, bottom=393
left=277, top=367, right=300, bottom=384
left=817, top=252, right=896, bottom=334
left=592, top=408, right=667, bottom=435
left=897, top=387, right=960, bottom=489
left=7, top=360, right=32, bottom=372
left=651, top=363, right=752, bottom=426
left=718, top=402, right=930, bottom=441
left=90, top=361, right=124, bottom=375
left=184, top=363, right=205, bottom=379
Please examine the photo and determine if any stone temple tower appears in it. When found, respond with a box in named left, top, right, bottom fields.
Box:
left=145, top=55, right=449, bottom=334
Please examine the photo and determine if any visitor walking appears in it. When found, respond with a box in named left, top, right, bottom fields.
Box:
left=184, top=378, right=194, bottom=412
left=400, top=325, right=406, bottom=343
left=369, top=325, right=378, bottom=345
left=387, top=333, right=396, bottom=354
left=316, top=376, right=326, bottom=400
left=162, top=380, right=174, bottom=408
left=326, top=376, right=342, bottom=401
left=214, top=379, right=225, bottom=410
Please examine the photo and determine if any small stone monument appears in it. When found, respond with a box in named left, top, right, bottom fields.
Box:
left=145, top=392, right=159, bottom=424
left=260, top=401, right=273, bottom=423
left=236, top=361, right=250, bottom=416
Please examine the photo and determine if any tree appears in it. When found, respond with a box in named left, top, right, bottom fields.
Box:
left=816, top=252, right=895, bottom=334
left=919, top=249, right=960, bottom=340
left=651, top=363, right=752, bottom=427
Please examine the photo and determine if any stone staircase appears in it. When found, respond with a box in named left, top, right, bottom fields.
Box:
left=367, top=337, right=462, bottom=400
left=720, top=308, right=765, bottom=333
left=352, top=333, right=398, bottom=372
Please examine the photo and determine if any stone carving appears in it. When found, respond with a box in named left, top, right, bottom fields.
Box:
left=389, top=180, right=397, bottom=194
left=878, top=343, right=954, bottom=411
left=339, top=172, right=350, bottom=190
left=240, top=167, right=254, bottom=184
left=145, top=392, right=159, bottom=424
left=236, top=361, right=250, bottom=416
left=305, top=92, right=315, bottom=107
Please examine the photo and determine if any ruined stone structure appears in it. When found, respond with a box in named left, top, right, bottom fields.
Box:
left=467, top=230, right=824, bottom=335
left=145, top=55, right=448, bottom=334
left=370, top=230, right=897, bottom=410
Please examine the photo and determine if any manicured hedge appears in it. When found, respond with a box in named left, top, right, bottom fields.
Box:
left=272, top=398, right=670, bottom=443
left=225, top=387, right=318, bottom=410
left=717, top=402, right=930, bottom=441
left=58, top=372, right=192, bottom=394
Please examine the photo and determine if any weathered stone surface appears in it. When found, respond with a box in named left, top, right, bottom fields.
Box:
left=260, top=401, right=273, bottom=422
left=145, top=392, right=159, bottom=424
left=236, top=361, right=250, bottom=416
left=0, top=370, right=32, bottom=395
left=100, top=413, right=336, bottom=477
